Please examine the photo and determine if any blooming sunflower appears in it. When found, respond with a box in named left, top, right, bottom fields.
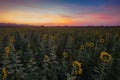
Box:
left=44, top=54, right=50, bottom=62
left=77, top=68, right=83, bottom=74
left=74, top=68, right=83, bottom=75
left=86, top=42, right=90, bottom=47
left=4, top=47, right=9, bottom=58
left=80, top=44, right=84, bottom=50
left=100, top=52, right=112, bottom=62
left=86, top=42, right=94, bottom=47
left=72, top=61, right=82, bottom=75
left=100, top=39, right=104, bottom=43
left=63, top=52, right=68, bottom=58
left=89, top=42, right=94, bottom=47
left=72, top=61, right=82, bottom=69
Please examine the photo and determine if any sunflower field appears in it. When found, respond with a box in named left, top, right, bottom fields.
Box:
left=0, top=27, right=120, bottom=80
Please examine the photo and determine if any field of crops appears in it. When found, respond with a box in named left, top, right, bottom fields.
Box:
left=0, top=27, right=120, bottom=80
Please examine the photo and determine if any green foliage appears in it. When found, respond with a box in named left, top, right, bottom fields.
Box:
left=0, top=27, right=120, bottom=80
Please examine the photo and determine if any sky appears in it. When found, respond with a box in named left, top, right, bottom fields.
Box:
left=0, top=0, right=120, bottom=26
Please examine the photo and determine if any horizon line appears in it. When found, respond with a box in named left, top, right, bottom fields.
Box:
left=0, top=22, right=120, bottom=27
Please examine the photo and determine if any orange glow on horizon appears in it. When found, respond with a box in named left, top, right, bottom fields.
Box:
left=0, top=9, right=120, bottom=26
left=0, top=10, right=74, bottom=25
left=0, top=0, right=120, bottom=26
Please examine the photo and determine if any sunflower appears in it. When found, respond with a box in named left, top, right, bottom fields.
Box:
left=86, top=42, right=90, bottom=47
left=74, top=68, right=83, bottom=75
left=4, top=47, right=9, bottom=58
left=77, top=68, right=83, bottom=74
left=100, top=52, right=112, bottom=62
left=80, top=44, right=84, bottom=50
left=100, top=39, right=104, bottom=43
left=72, top=61, right=82, bottom=68
left=89, top=42, right=94, bottom=47
left=44, top=54, right=50, bottom=62
left=86, top=42, right=94, bottom=47
left=74, top=71, right=78, bottom=75
left=63, top=52, right=68, bottom=58
left=2, top=68, right=7, bottom=80
left=72, top=61, right=83, bottom=75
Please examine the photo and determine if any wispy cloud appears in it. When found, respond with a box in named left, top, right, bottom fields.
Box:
left=0, top=0, right=120, bottom=26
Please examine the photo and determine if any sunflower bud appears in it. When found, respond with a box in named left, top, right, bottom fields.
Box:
left=4, top=47, right=9, bottom=58
left=2, top=68, right=7, bottom=80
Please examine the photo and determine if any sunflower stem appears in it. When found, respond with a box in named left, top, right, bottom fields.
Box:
left=100, top=62, right=105, bottom=80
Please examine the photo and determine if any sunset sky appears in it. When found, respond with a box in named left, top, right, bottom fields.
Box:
left=0, top=0, right=120, bottom=26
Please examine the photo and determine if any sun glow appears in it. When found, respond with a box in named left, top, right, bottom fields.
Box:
left=0, top=9, right=73, bottom=25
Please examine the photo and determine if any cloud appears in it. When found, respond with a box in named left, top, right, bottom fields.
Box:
left=0, top=0, right=120, bottom=26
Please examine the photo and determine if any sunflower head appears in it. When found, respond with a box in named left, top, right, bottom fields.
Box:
left=77, top=68, right=83, bottom=75
left=89, top=42, right=94, bottom=47
left=74, top=68, right=83, bottom=75
left=86, top=42, right=94, bottom=47
left=72, top=61, right=82, bottom=75
left=44, top=54, right=50, bottom=62
left=80, top=44, right=84, bottom=50
left=100, top=51, right=112, bottom=62
left=86, top=42, right=90, bottom=47
left=72, top=61, right=82, bottom=69
left=100, top=39, right=104, bottom=43
left=63, top=52, right=68, bottom=58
